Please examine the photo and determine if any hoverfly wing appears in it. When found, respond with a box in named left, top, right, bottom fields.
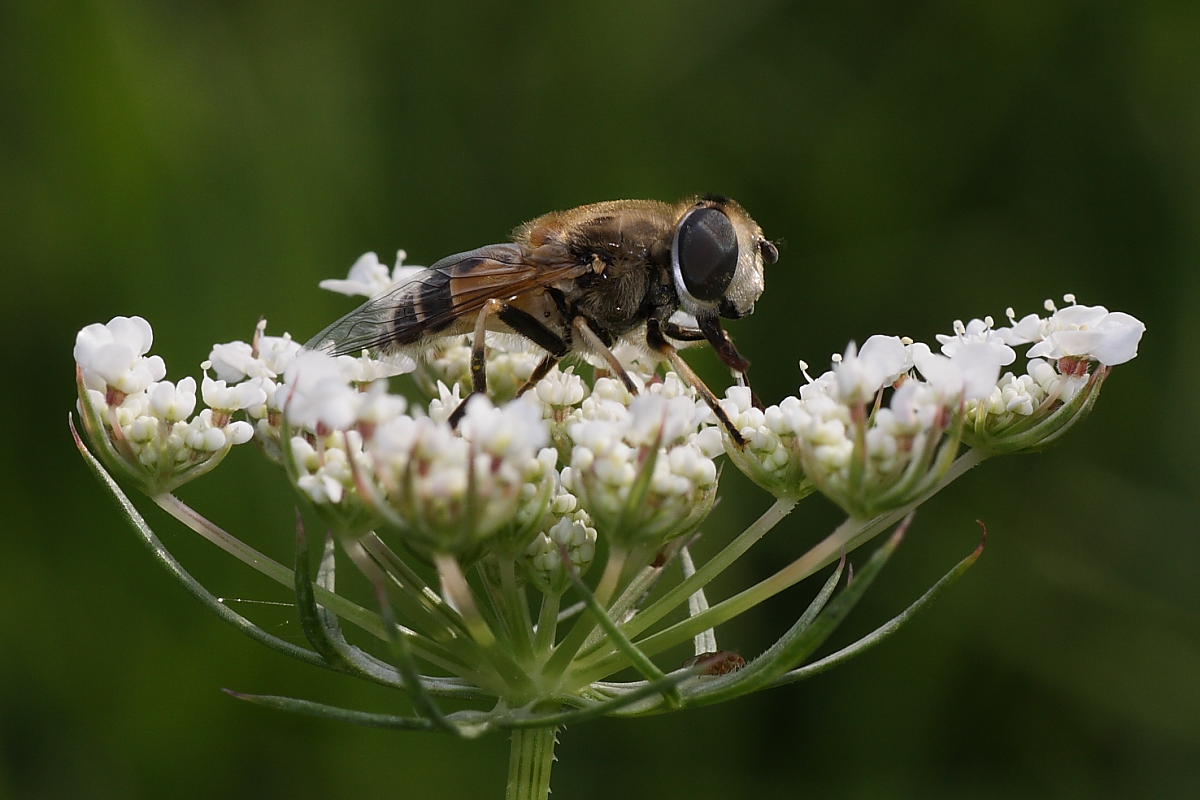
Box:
left=306, top=242, right=586, bottom=357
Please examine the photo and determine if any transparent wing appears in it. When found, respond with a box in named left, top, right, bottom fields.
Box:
left=305, top=243, right=586, bottom=356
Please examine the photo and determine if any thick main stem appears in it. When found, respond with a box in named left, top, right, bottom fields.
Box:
left=506, top=727, right=558, bottom=800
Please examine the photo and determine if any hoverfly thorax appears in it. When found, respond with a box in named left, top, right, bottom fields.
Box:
left=670, top=197, right=772, bottom=322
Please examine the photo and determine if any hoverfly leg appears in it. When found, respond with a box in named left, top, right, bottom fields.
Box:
left=646, top=320, right=747, bottom=448
left=470, top=299, right=506, bottom=395
left=696, top=316, right=763, bottom=410
left=449, top=299, right=507, bottom=428
left=515, top=354, right=561, bottom=397
left=447, top=396, right=473, bottom=428
left=657, top=320, right=708, bottom=342
left=494, top=302, right=570, bottom=399
left=572, top=316, right=639, bottom=396
left=451, top=299, right=572, bottom=426
left=661, top=319, right=763, bottom=406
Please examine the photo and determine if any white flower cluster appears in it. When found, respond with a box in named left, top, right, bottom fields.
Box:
left=564, top=383, right=722, bottom=550
left=272, top=334, right=725, bottom=559
left=74, top=282, right=1142, bottom=566
left=274, top=349, right=560, bottom=551
left=411, top=336, right=545, bottom=403
left=718, top=297, right=1145, bottom=515
left=523, top=487, right=598, bottom=594
left=959, top=296, right=1145, bottom=453
left=74, top=316, right=257, bottom=492
left=998, top=296, right=1144, bottom=366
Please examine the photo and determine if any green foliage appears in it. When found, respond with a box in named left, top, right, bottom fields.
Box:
left=4, top=1, right=1198, bottom=798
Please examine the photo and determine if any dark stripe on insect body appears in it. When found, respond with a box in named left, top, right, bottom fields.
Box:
left=391, top=269, right=454, bottom=344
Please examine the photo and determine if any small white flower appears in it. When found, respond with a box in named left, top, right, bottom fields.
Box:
left=535, top=367, right=587, bottom=408
left=74, top=316, right=154, bottom=368
left=356, top=384, right=409, bottom=427
left=147, top=377, right=197, bottom=422
left=936, top=318, right=1016, bottom=366
left=997, top=373, right=1041, bottom=416
left=319, top=250, right=426, bottom=298
left=201, top=375, right=268, bottom=413
left=1000, top=299, right=1146, bottom=366
left=225, top=420, right=254, bottom=445
left=524, top=510, right=598, bottom=594
left=427, top=381, right=464, bottom=426
left=831, top=335, right=908, bottom=405
left=347, top=350, right=414, bottom=382
left=459, top=394, right=549, bottom=460
left=206, top=340, right=262, bottom=383
left=74, top=316, right=166, bottom=394
left=278, top=351, right=360, bottom=431
left=567, top=393, right=717, bottom=546
left=207, top=322, right=303, bottom=383
left=184, top=410, right=231, bottom=452
left=258, top=333, right=302, bottom=375
left=1027, top=358, right=1087, bottom=404
left=626, top=394, right=698, bottom=447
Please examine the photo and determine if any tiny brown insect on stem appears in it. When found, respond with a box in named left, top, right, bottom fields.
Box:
left=682, top=650, right=746, bottom=676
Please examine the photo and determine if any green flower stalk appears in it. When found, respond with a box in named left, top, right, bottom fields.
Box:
left=72, top=265, right=1145, bottom=800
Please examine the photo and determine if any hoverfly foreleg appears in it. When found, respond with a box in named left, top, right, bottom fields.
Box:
left=657, top=321, right=707, bottom=342
left=572, top=316, right=639, bottom=395
left=646, top=319, right=747, bottom=448
left=695, top=316, right=763, bottom=410
left=661, top=319, right=762, bottom=407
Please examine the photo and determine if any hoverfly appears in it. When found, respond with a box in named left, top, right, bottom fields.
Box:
left=306, top=196, right=778, bottom=444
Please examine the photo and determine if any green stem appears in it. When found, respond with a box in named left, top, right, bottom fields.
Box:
left=360, top=533, right=471, bottom=635
left=153, top=494, right=479, bottom=675
left=534, top=591, right=560, bottom=656
left=604, top=497, right=796, bottom=647
left=567, top=564, right=680, bottom=708
left=543, top=549, right=626, bottom=682
left=506, top=726, right=558, bottom=800
left=154, top=496, right=388, bottom=641
left=498, top=557, right=536, bottom=662
left=579, top=560, right=663, bottom=654
left=573, top=449, right=988, bottom=683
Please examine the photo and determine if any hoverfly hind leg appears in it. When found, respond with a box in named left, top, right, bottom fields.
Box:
left=448, top=299, right=505, bottom=428
left=449, top=298, right=571, bottom=428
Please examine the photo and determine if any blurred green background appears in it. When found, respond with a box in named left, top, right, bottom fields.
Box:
left=3, top=0, right=1198, bottom=797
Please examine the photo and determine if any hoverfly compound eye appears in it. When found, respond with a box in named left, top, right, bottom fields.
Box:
left=672, top=207, right=738, bottom=303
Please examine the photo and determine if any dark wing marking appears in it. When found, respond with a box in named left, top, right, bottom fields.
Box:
left=305, top=243, right=586, bottom=356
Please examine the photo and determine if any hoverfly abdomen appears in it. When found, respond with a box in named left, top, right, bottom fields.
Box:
left=391, top=268, right=453, bottom=345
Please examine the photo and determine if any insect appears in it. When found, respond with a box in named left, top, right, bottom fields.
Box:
left=306, top=196, right=778, bottom=443
left=682, top=650, right=747, bottom=676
